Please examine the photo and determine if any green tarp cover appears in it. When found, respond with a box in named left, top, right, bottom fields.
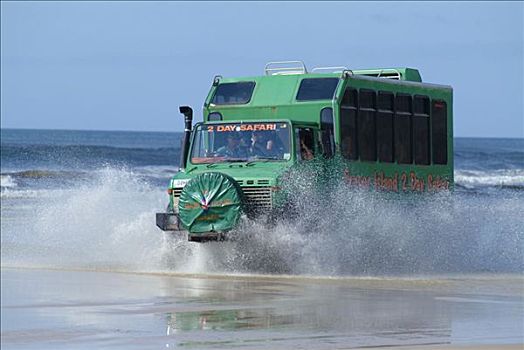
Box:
left=178, top=172, right=243, bottom=233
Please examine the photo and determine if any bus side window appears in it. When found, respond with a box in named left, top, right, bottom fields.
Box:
left=340, top=88, right=358, bottom=160
left=395, top=94, right=413, bottom=164
left=295, top=128, right=315, bottom=161
left=377, top=92, right=394, bottom=163
left=432, top=100, right=448, bottom=164
left=413, top=95, right=430, bottom=165
left=320, top=107, right=335, bottom=158
left=358, top=89, right=377, bottom=162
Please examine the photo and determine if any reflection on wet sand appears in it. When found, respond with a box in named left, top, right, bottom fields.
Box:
left=1, top=268, right=523, bottom=349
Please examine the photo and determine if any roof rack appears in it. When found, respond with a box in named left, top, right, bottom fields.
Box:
left=377, top=69, right=401, bottom=80
left=354, top=68, right=402, bottom=80
left=265, top=61, right=308, bottom=75
left=311, top=66, right=349, bottom=73
left=351, top=68, right=422, bottom=82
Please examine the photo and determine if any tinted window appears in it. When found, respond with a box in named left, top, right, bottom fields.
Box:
left=320, top=108, right=335, bottom=158
left=359, top=89, right=375, bottom=109
left=432, top=100, right=448, bottom=164
left=341, top=88, right=358, bottom=108
left=395, top=94, right=412, bottom=164
left=358, top=90, right=376, bottom=161
left=413, top=96, right=430, bottom=165
left=340, top=109, right=358, bottom=160
left=321, top=107, right=334, bottom=126
left=211, top=82, right=255, bottom=105
left=377, top=92, right=394, bottom=162
left=296, top=78, right=339, bottom=101
left=396, top=94, right=411, bottom=113
left=377, top=91, right=394, bottom=111
left=340, top=88, right=358, bottom=160
left=414, top=95, right=430, bottom=115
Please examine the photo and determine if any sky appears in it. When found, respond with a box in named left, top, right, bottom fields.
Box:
left=1, top=1, right=523, bottom=137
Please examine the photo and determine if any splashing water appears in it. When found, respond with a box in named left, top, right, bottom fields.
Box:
left=2, top=167, right=168, bottom=271
left=1, top=166, right=523, bottom=277
left=166, top=166, right=524, bottom=276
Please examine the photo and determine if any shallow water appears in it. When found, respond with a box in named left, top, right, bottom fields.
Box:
left=1, top=268, right=523, bottom=349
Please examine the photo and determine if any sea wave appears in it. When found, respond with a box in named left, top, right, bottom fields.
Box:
left=2, top=169, right=86, bottom=179
left=133, top=165, right=180, bottom=180
left=1, top=143, right=180, bottom=170
left=455, top=169, right=524, bottom=189
left=1, top=166, right=175, bottom=190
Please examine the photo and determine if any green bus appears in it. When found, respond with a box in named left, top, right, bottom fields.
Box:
left=156, top=61, right=453, bottom=242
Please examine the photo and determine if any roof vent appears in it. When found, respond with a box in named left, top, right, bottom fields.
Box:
left=265, top=61, right=308, bottom=75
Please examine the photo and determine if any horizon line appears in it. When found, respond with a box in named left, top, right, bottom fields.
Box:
left=1, top=126, right=522, bottom=139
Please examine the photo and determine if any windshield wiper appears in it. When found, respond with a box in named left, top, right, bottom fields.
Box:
left=245, top=157, right=278, bottom=166
left=206, top=159, right=247, bottom=168
left=227, top=159, right=249, bottom=162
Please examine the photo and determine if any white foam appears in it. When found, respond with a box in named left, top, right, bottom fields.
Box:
left=455, top=169, right=524, bottom=188
left=0, top=175, right=17, bottom=188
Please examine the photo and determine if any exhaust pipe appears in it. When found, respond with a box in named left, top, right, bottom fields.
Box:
left=179, top=106, right=193, bottom=171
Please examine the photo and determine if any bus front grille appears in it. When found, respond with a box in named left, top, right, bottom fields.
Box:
left=241, top=186, right=272, bottom=211
left=172, top=185, right=272, bottom=212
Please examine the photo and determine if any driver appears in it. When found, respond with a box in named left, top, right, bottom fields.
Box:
left=216, top=133, right=248, bottom=158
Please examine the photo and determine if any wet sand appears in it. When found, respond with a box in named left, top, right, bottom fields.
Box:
left=1, top=267, right=523, bottom=349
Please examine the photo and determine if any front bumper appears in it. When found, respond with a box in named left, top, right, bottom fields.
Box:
left=155, top=212, right=226, bottom=242
left=156, top=213, right=182, bottom=231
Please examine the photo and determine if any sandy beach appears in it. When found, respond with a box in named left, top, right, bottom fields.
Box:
left=1, top=267, right=522, bottom=349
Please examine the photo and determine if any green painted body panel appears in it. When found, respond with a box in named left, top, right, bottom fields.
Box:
left=175, top=163, right=282, bottom=185
left=164, top=64, right=453, bottom=236
left=206, top=73, right=338, bottom=125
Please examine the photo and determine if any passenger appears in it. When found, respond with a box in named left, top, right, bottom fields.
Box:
left=265, top=132, right=277, bottom=156
left=300, top=140, right=314, bottom=160
left=216, top=134, right=248, bottom=158
left=250, top=132, right=268, bottom=157
left=250, top=132, right=279, bottom=158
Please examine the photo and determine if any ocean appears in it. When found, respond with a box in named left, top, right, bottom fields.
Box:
left=1, top=128, right=523, bottom=276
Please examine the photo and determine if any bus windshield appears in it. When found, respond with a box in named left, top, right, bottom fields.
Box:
left=190, top=122, right=291, bottom=164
